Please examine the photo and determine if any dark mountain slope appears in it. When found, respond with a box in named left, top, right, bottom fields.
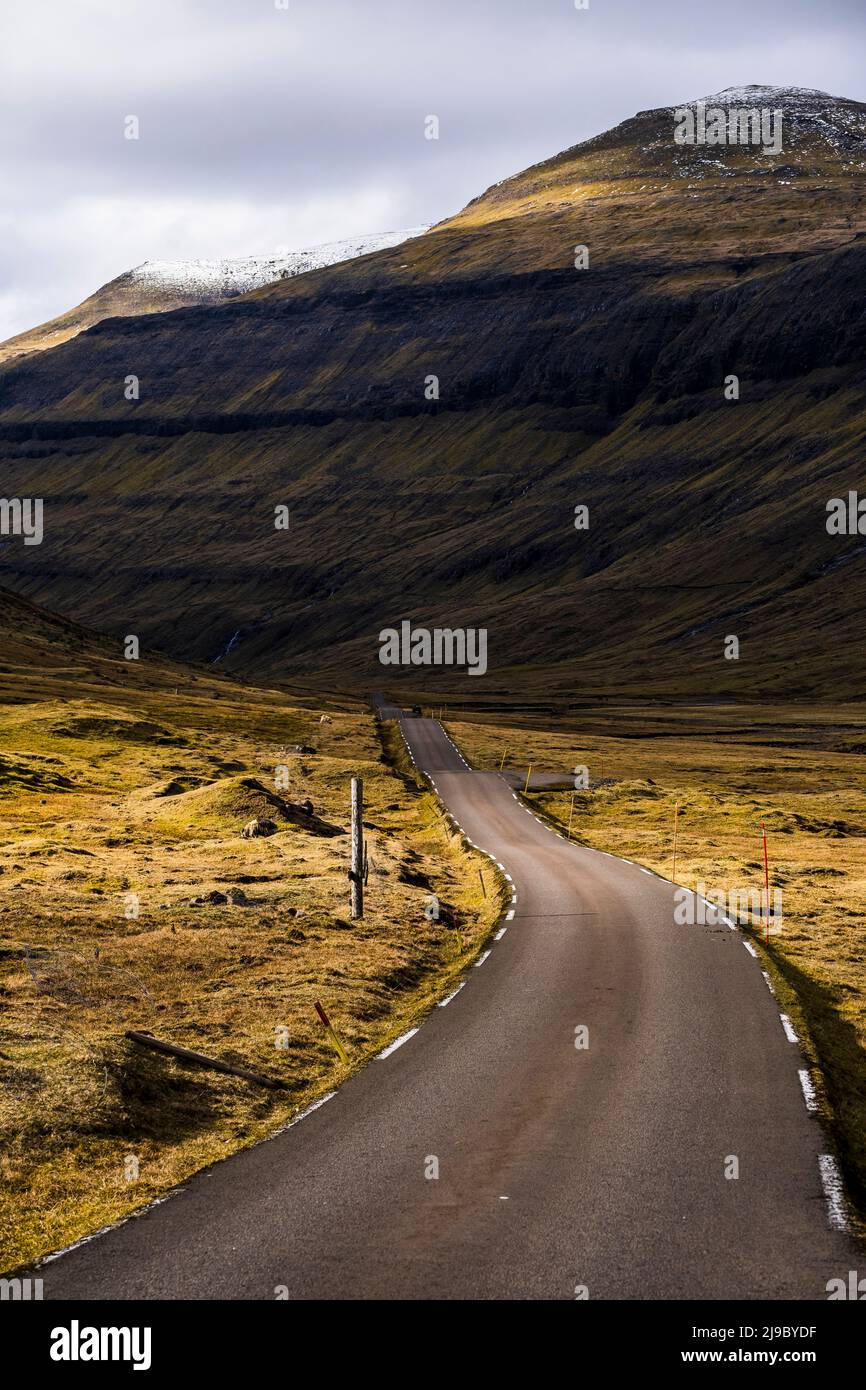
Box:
left=0, top=230, right=424, bottom=366
left=0, top=87, right=865, bottom=701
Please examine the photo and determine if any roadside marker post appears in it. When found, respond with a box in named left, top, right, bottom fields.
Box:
left=314, top=1000, right=349, bottom=1064
left=499, top=748, right=508, bottom=771
left=523, top=764, right=533, bottom=794
left=762, top=821, right=771, bottom=944
left=568, top=792, right=576, bottom=839
left=478, top=869, right=487, bottom=898
left=672, top=800, right=680, bottom=882
left=350, top=777, right=364, bottom=919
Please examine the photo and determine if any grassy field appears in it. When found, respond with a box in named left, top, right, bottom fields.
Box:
left=447, top=703, right=866, bottom=1236
left=0, top=662, right=505, bottom=1271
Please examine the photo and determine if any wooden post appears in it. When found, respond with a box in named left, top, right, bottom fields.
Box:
left=523, top=764, right=533, bottom=794
left=499, top=747, right=508, bottom=772
left=351, top=777, right=364, bottom=919
left=568, top=792, right=576, bottom=839
left=478, top=869, right=487, bottom=898
left=125, top=1031, right=288, bottom=1090
left=672, top=800, right=680, bottom=882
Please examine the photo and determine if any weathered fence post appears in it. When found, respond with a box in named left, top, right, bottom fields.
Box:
left=350, top=777, right=364, bottom=918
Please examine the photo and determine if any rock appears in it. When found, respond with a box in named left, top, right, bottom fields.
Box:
left=226, top=887, right=250, bottom=905
left=190, top=890, right=228, bottom=905
left=289, top=744, right=316, bottom=755
left=241, top=817, right=278, bottom=839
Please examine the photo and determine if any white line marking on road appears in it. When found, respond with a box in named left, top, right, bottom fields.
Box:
left=438, top=983, right=466, bottom=1007
left=818, top=1154, right=850, bottom=1231
left=275, top=1091, right=336, bottom=1135
left=475, top=950, right=491, bottom=967
left=377, top=1028, right=419, bottom=1059
left=494, top=927, right=507, bottom=940
left=506, top=909, right=515, bottom=920
left=504, top=874, right=513, bottom=882
left=780, top=1014, right=798, bottom=1043
left=798, top=1069, right=818, bottom=1112
left=39, top=1193, right=181, bottom=1266
left=638, top=867, right=652, bottom=875
left=743, top=942, right=758, bottom=958
left=762, top=971, right=776, bottom=996
left=39, top=1082, right=339, bottom=1266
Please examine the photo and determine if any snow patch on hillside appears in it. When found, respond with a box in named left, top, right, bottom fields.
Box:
left=128, top=227, right=428, bottom=299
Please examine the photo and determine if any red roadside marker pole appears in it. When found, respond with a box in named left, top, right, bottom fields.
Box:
left=762, top=821, right=770, bottom=944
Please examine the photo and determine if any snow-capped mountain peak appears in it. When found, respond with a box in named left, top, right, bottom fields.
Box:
left=127, top=228, right=428, bottom=300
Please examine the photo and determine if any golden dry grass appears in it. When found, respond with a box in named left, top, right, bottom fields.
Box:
left=0, top=688, right=505, bottom=1272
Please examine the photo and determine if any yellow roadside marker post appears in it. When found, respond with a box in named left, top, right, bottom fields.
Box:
left=314, top=1000, right=349, bottom=1064
left=523, top=764, right=533, bottom=794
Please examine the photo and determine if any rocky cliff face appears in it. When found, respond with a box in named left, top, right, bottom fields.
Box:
left=1, top=88, right=864, bottom=702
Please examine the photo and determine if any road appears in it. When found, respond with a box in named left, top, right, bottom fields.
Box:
left=39, top=712, right=858, bottom=1299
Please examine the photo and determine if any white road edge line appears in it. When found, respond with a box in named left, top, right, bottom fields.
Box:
left=798, top=1069, right=818, bottom=1112
left=780, top=1014, right=799, bottom=1043
left=818, top=1153, right=850, bottom=1232
left=377, top=1028, right=419, bottom=1060
left=438, top=983, right=466, bottom=1007
left=39, top=1089, right=338, bottom=1266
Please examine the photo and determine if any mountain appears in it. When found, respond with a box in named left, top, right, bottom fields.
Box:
left=0, top=86, right=865, bottom=703
left=0, top=228, right=426, bottom=365
left=0, top=582, right=231, bottom=705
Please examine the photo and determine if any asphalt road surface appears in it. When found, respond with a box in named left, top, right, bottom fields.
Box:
left=39, top=712, right=858, bottom=1299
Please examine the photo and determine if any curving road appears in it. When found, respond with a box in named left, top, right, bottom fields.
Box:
left=39, top=712, right=858, bottom=1299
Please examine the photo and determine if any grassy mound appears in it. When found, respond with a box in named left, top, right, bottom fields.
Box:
left=51, top=715, right=186, bottom=746
left=142, top=775, right=344, bottom=837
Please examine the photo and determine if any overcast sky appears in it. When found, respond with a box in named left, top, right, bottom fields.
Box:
left=1, top=0, right=864, bottom=341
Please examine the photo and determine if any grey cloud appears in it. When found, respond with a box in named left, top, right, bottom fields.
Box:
left=1, top=0, right=864, bottom=339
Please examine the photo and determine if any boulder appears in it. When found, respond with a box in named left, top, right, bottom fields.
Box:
left=241, top=817, right=278, bottom=839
